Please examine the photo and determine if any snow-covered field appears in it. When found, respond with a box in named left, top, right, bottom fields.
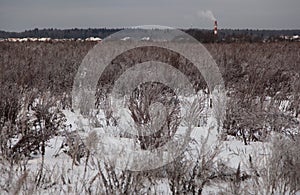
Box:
left=2, top=93, right=298, bottom=195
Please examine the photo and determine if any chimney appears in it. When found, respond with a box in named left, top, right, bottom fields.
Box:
left=214, top=20, right=218, bottom=35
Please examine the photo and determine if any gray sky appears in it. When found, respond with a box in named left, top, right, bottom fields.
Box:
left=0, top=0, right=299, bottom=32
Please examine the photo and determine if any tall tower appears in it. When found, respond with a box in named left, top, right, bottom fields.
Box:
left=214, top=20, right=218, bottom=35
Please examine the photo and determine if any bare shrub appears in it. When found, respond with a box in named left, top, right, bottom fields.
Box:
left=0, top=84, right=25, bottom=158
left=13, top=93, right=65, bottom=160
left=207, top=42, right=300, bottom=143
left=224, top=90, right=298, bottom=145
left=59, top=131, right=86, bottom=165
left=223, top=134, right=300, bottom=195
left=128, top=82, right=181, bottom=150
left=181, top=93, right=207, bottom=128
left=0, top=90, right=65, bottom=164
left=166, top=126, right=222, bottom=194
left=96, top=161, right=153, bottom=194
left=266, top=134, right=300, bottom=194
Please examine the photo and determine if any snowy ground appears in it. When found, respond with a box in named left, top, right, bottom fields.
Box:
left=26, top=107, right=269, bottom=194
left=1, top=94, right=298, bottom=194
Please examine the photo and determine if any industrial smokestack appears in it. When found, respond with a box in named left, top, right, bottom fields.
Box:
left=214, top=20, right=218, bottom=35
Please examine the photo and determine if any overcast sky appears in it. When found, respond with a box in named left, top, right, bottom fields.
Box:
left=0, top=0, right=299, bottom=32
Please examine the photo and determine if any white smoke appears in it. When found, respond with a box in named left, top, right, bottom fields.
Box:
left=198, top=10, right=216, bottom=21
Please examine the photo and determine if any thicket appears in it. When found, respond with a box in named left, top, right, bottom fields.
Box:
left=1, top=42, right=299, bottom=153
left=0, top=41, right=299, bottom=193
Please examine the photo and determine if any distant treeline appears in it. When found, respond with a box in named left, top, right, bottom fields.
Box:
left=0, top=28, right=299, bottom=43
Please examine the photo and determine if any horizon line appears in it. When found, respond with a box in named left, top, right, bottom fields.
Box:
left=1, top=27, right=300, bottom=33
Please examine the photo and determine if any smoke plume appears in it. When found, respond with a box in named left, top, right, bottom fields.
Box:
left=198, top=10, right=216, bottom=21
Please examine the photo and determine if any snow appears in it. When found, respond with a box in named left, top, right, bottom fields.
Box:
left=28, top=106, right=263, bottom=193
left=2, top=93, right=298, bottom=194
left=141, top=37, right=151, bottom=41
left=121, top=36, right=131, bottom=41
left=2, top=37, right=101, bottom=42
left=85, top=37, right=102, bottom=41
